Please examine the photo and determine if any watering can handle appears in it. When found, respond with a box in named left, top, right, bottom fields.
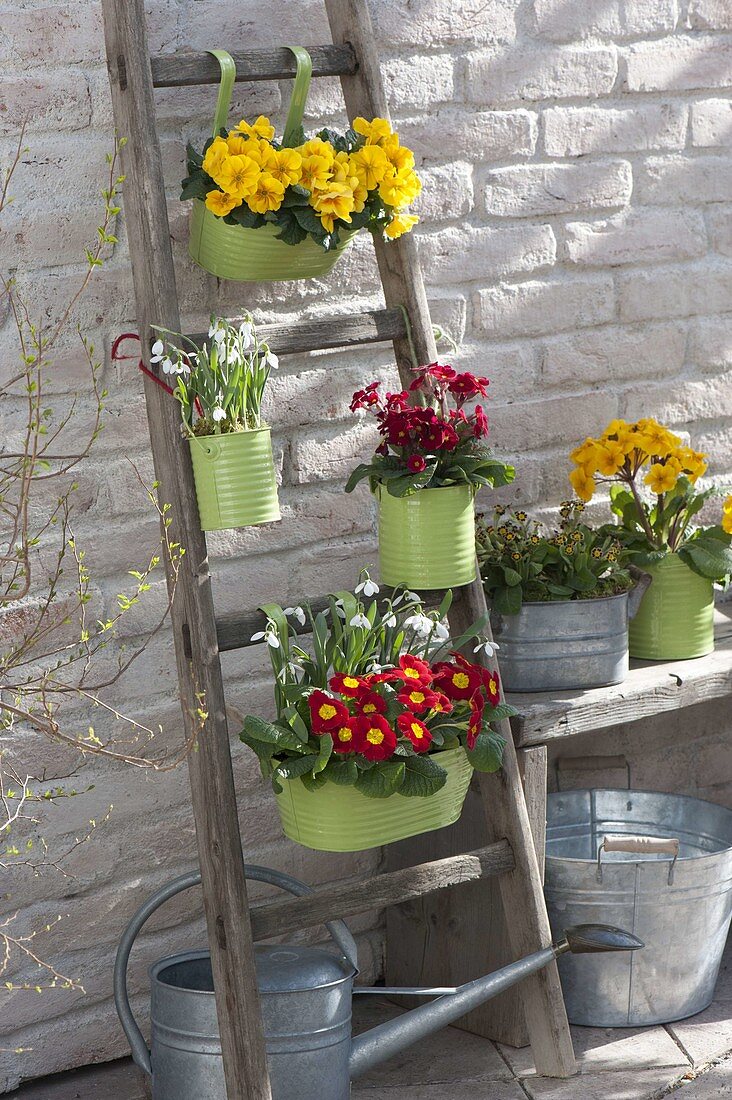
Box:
left=113, top=864, right=359, bottom=1077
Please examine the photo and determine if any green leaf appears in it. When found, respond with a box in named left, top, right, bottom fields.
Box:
left=274, top=211, right=309, bottom=246
left=345, top=463, right=374, bottom=494
left=466, top=730, right=506, bottom=773
left=180, top=174, right=211, bottom=201
left=399, top=755, right=448, bottom=797
left=679, top=539, right=732, bottom=580
left=240, top=715, right=304, bottom=752
left=354, top=760, right=406, bottom=798
left=323, top=758, right=359, bottom=786
left=493, top=584, right=522, bottom=615
left=314, top=733, right=334, bottom=773
left=271, top=753, right=320, bottom=793
left=502, top=567, right=522, bottom=587
left=227, top=205, right=266, bottom=229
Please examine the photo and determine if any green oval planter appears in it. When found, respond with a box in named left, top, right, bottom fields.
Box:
left=274, top=747, right=473, bottom=852
left=628, top=553, right=714, bottom=660
left=188, top=426, right=280, bottom=532
left=378, top=484, right=477, bottom=590
left=189, top=200, right=356, bottom=283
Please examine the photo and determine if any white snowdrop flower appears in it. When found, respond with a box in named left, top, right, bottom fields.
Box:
left=404, top=612, right=433, bottom=636
left=474, top=639, right=500, bottom=657
left=239, top=322, right=253, bottom=347
left=355, top=575, right=379, bottom=598
left=349, top=613, right=371, bottom=630
left=366, top=661, right=383, bottom=674
left=150, top=340, right=165, bottom=363
left=265, top=631, right=281, bottom=649
left=284, top=605, right=306, bottom=626
left=382, top=613, right=397, bottom=628
left=161, top=357, right=176, bottom=374
left=264, top=350, right=279, bottom=370
left=212, top=407, right=226, bottom=422
left=250, top=630, right=266, bottom=642
left=433, top=621, right=450, bottom=641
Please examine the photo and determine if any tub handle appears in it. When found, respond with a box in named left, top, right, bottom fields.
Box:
left=113, top=865, right=359, bottom=1077
left=597, top=834, right=680, bottom=885
left=627, top=565, right=653, bottom=620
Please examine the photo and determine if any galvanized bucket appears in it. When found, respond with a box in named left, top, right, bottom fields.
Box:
left=188, top=426, right=280, bottom=531
left=545, top=788, right=732, bottom=1026
left=377, top=484, right=477, bottom=590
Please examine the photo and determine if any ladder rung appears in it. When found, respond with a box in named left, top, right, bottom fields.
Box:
left=216, top=588, right=449, bottom=653
left=186, top=307, right=406, bottom=359
left=249, top=842, right=515, bottom=942
left=151, top=44, right=358, bottom=88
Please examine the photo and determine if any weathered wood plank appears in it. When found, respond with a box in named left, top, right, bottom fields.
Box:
left=185, top=307, right=406, bottom=359
left=324, top=0, right=576, bottom=1075
left=511, top=609, right=732, bottom=747
left=249, top=842, right=514, bottom=942
left=101, top=6, right=272, bottom=1099
left=151, top=44, right=357, bottom=87
left=519, top=746, right=548, bottom=883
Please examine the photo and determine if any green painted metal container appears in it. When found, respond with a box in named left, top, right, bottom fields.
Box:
left=274, top=747, right=473, bottom=852
left=628, top=553, right=715, bottom=660
left=188, top=427, right=280, bottom=532
left=378, top=484, right=477, bottom=590
left=189, top=201, right=355, bottom=283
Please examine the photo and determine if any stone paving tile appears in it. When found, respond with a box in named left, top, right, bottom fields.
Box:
left=500, top=1023, right=691, bottom=1077
left=10, top=1059, right=148, bottom=1099
left=668, top=943, right=732, bottom=1069
left=352, top=1082, right=528, bottom=1098
left=522, top=1065, right=690, bottom=1100
left=667, top=1056, right=732, bottom=1097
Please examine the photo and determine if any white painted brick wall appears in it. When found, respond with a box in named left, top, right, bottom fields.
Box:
left=1, top=0, right=732, bottom=1088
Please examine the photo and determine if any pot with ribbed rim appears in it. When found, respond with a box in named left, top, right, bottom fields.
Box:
left=274, top=747, right=473, bottom=852
left=628, top=553, right=715, bottom=660
left=188, top=426, right=280, bottom=532
left=377, top=484, right=477, bottom=590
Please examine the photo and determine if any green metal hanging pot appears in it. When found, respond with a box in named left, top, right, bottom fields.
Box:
left=274, top=747, right=473, bottom=852
left=188, top=427, right=280, bottom=532
left=188, top=48, right=356, bottom=283
left=628, top=553, right=714, bottom=660
left=377, top=483, right=477, bottom=590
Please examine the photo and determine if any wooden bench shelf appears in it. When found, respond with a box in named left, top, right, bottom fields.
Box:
left=509, top=607, right=732, bottom=747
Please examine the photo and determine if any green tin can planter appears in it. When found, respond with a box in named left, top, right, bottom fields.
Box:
left=274, top=747, right=473, bottom=852
left=188, top=47, right=356, bottom=283
left=378, top=484, right=477, bottom=590
left=628, top=553, right=715, bottom=661
left=188, top=426, right=280, bottom=532
left=189, top=201, right=356, bottom=283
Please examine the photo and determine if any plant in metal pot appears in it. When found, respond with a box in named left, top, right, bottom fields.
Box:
left=569, top=417, right=732, bottom=660
left=345, top=364, right=515, bottom=590
left=152, top=315, right=280, bottom=531
left=477, top=503, right=634, bottom=692
left=239, top=574, right=513, bottom=851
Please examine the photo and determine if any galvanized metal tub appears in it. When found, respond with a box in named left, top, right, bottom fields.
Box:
left=491, top=592, right=631, bottom=693
left=545, top=788, right=732, bottom=1026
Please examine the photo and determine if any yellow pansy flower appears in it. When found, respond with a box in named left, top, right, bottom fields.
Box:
left=569, top=466, right=596, bottom=503
left=384, top=211, right=419, bottom=239
left=386, top=142, right=416, bottom=173
left=722, top=496, right=732, bottom=535
left=215, top=154, right=260, bottom=199
left=246, top=173, right=286, bottom=214
left=645, top=461, right=680, bottom=494
left=205, top=189, right=241, bottom=217
left=235, top=115, right=275, bottom=141
left=378, top=167, right=422, bottom=209
left=311, top=181, right=355, bottom=231
left=300, top=154, right=333, bottom=193
left=268, top=148, right=303, bottom=187
left=202, top=136, right=229, bottom=180
left=353, top=116, right=393, bottom=145
left=350, top=144, right=390, bottom=190
left=298, top=138, right=335, bottom=162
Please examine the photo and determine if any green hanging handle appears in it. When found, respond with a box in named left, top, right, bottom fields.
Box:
left=206, top=46, right=313, bottom=145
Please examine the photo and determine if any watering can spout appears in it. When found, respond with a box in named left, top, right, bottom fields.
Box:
left=349, top=923, right=643, bottom=1080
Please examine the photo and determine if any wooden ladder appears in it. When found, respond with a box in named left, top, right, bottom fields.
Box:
left=100, top=2, right=577, bottom=1096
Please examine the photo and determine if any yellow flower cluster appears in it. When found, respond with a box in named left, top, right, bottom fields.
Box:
left=201, top=115, right=421, bottom=237
left=723, top=496, right=732, bottom=536
left=569, top=417, right=708, bottom=503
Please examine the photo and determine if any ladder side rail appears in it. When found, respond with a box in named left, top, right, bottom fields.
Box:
left=101, top=3, right=272, bottom=1097
left=152, top=44, right=358, bottom=87
left=323, top=0, right=576, bottom=1077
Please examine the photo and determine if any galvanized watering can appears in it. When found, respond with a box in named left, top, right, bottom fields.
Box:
left=115, top=864, right=643, bottom=1099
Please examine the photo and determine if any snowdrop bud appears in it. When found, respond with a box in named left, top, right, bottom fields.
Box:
left=212, top=408, right=226, bottom=422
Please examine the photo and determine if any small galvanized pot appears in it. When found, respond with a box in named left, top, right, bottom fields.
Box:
left=274, top=747, right=473, bottom=852
left=491, top=591, right=638, bottom=693
left=377, top=484, right=477, bottom=590
left=188, top=427, right=280, bottom=532
left=628, top=553, right=714, bottom=661
left=189, top=201, right=356, bottom=283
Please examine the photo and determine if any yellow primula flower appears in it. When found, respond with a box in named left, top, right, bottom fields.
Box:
left=246, top=173, right=286, bottom=214
left=353, top=116, right=393, bottom=145
left=569, top=466, right=596, bottom=503
left=387, top=144, right=416, bottom=172
left=298, top=138, right=335, bottom=162
left=378, top=167, right=422, bottom=209
left=634, top=418, right=680, bottom=457
left=595, top=440, right=626, bottom=477
left=722, top=496, right=732, bottom=535
left=202, top=136, right=229, bottom=181
left=570, top=437, right=597, bottom=465
left=645, top=461, right=680, bottom=494
left=675, top=446, right=708, bottom=482
left=268, top=148, right=303, bottom=187
left=204, top=189, right=241, bottom=217
left=300, top=154, right=333, bottom=193
left=226, top=133, right=254, bottom=156
left=214, top=154, right=260, bottom=199
left=350, top=144, right=390, bottom=190
left=235, top=115, right=275, bottom=141
left=384, top=211, right=419, bottom=239
left=310, top=181, right=355, bottom=231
